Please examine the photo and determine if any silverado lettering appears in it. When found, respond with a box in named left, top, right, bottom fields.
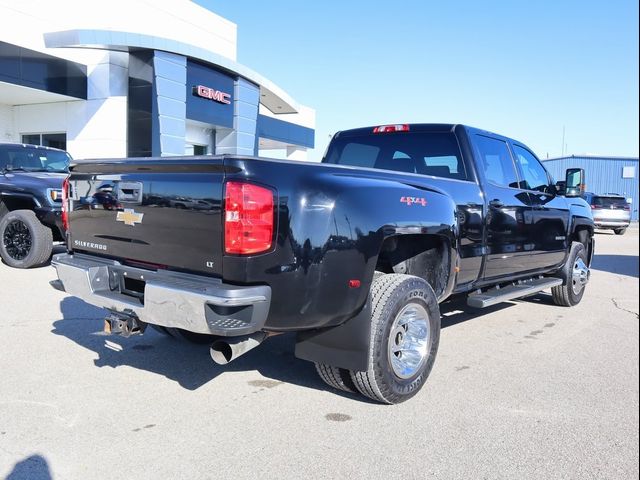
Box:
left=73, top=240, right=107, bottom=251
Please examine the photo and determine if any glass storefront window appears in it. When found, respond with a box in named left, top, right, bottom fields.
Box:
left=185, top=144, right=208, bottom=155
left=21, top=133, right=67, bottom=151
left=21, top=134, right=41, bottom=146
left=193, top=145, right=207, bottom=155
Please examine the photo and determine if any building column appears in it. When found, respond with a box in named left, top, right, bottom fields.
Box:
left=152, top=51, right=187, bottom=156
left=67, top=51, right=128, bottom=159
left=216, top=77, right=259, bottom=156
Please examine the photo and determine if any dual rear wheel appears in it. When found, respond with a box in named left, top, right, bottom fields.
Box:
left=316, top=274, right=441, bottom=404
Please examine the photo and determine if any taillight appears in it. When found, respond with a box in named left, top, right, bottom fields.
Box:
left=224, top=182, right=275, bottom=255
left=623, top=204, right=630, bottom=211
left=61, top=177, right=70, bottom=231
left=373, top=124, right=410, bottom=133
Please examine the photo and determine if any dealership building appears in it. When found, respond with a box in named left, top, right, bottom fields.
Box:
left=0, top=0, right=315, bottom=160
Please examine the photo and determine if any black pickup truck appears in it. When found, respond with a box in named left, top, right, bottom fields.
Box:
left=0, top=143, right=70, bottom=268
left=51, top=124, right=594, bottom=404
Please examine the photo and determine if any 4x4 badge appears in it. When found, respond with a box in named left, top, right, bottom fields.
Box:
left=116, top=209, right=144, bottom=226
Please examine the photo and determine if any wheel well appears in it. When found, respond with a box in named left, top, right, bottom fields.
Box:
left=375, top=234, right=450, bottom=298
left=0, top=196, right=37, bottom=214
left=573, top=226, right=594, bottom=265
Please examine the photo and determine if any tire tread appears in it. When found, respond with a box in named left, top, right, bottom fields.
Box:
left=314, top=363, right=356, bottom=393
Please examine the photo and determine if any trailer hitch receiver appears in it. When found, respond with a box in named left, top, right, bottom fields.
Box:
left=104, top=311, right=146, bottom=337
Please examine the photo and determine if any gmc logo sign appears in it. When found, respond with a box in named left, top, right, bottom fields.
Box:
left=193, top=85, right=231, bottom=105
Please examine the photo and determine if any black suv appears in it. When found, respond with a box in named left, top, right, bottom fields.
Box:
left=0, top=143, right=70, bottom=268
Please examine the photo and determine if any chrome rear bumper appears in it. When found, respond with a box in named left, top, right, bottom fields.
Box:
left=51, top=253, right=271, bottom=336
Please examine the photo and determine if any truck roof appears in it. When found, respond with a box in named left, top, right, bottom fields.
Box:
left=335, top=124, right=458, bottom=137
left=334, top=123, right=534, bottom=152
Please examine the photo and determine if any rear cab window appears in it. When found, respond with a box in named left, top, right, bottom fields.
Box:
left=323, top=131, right=468, bottom=181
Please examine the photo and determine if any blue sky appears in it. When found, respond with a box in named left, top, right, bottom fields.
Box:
left=207, top=0, right=638, bottom=161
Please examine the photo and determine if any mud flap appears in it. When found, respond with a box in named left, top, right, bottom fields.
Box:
left=294, top=299, right=371, bottom=372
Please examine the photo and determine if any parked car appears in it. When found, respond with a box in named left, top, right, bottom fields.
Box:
left=0, top=143, right=71, bottom=268
left=582, top=192, right=631, bottom=235
left=51, top=124, right=594, bottom=404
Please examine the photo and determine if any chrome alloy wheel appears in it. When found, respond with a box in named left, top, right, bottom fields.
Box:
left=572, top=257, right=590, bottom=295
left=388, top=303, right=431, bottom=379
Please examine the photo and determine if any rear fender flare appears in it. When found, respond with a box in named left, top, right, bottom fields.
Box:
left=294, top=183, right=457, bottom=371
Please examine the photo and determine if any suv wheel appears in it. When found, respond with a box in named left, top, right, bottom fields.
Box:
left=614, top=228, right=627, bottom=235
left=350, top=274, right=440, bottom=404
left=0, top=210, right=53, bottom=268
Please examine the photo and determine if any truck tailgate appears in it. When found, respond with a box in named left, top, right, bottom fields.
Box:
left=67, top=158, right=225, bottom=277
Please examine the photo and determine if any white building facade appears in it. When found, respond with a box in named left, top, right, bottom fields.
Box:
left=0, top=0, right=315, bottom=160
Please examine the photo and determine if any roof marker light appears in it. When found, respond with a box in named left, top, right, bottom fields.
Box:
left=373, top=124, right=410, bottom=133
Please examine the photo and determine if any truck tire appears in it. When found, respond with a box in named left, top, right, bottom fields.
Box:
left=614, top=228, right=626, bottom=235
left=350, top=274, right=440, bottom=404
left=551, top=242, right=589, bottom=307
left=314, top=363, right=357, bottom=393
left=0, top=209, right=53, bottom=269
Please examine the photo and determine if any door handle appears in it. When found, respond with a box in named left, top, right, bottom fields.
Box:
left=489, top=199, right=504, bottom=208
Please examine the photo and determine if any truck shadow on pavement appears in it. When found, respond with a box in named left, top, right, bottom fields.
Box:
left=590, top=254, right=639, bottom=278
left=438, top=295, right=513, bottom=328
left=52, top=297, right=327, bottom=393
left=52, top=295, right=525, bottom=398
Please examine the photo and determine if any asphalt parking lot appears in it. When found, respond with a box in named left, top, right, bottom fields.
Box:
left=1, top=228, right=638, bottom=480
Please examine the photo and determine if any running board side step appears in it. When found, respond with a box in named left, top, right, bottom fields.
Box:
left=467, top=277, right=563, bottom=308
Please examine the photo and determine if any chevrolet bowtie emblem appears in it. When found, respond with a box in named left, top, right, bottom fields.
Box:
left=116, top=209, right=144, bottom=226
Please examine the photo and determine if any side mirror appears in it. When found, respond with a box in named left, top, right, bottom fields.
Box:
left=565, top=168, right=585, bottom=197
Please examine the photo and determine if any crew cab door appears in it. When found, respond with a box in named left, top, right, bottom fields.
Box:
left=472, top=134, right=535, bottom=279
left=511, top=144, right=569, bottom=268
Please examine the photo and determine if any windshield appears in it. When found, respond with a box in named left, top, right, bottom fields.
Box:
left=0, top=146, right=70, bottom=173
left=323, top=132, right=467, bottom=181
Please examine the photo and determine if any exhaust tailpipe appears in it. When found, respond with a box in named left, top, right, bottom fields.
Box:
left=210, top=332, right=268, bottom=365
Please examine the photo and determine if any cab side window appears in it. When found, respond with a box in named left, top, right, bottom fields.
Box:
left=474, top=135, right=519, bottom=188
left=512, top=145, right=551, bottom=193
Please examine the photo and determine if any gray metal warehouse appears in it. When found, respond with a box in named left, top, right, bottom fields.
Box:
left=542, top=155, right=639, bottom=221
